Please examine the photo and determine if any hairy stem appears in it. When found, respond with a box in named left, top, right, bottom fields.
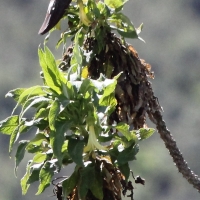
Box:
left=150, top=107, right=200, bottom=191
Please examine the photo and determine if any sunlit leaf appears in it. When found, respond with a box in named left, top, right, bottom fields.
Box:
left=9, top=127, right=20, bottom=153
left=17, top=86, right=46, bottom=106
left=21, top=96, right=50, bottom=117
left=33, top=153, right=47, bottom=163
left=36, top=161, right=54, bottom=195
left=105, top=0, right=128, bottom=10
left=115, top=122, right=132, bottom=141
left=108, top=13, right=139, bottom=39
left=6, top=88, right=26, bottom=102
left=21, top=160, right=32, bottom=195
left=38, top=47, right=62, bottom=94
left=138, top=128, right=155, bottom=140
left=49, top=99, right=60, bottom=131
left=70, top=28, right=83, bottom=74
left=0, top=115, right=19, bottom=135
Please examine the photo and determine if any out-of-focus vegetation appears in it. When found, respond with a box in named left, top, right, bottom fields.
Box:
left=0, top=0, right=200, bottom=200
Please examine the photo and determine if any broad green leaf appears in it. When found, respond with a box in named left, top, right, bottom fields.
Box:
left=115, top=122, right=132, bottom=141
left=6, top=88, right=26, bottom=101
left=109, top=139, right=121, bottom=163
left=117, top=144, right=139, bottom=166
left=93, top=20, right=108, bottom=54
left=44, top=46, right=67, bottom=84
left=27, top=163, right=44, bottom=184
left=97, top=1, right=111, bottom=18
left=21, top=160, right=32, bottom=195
left=21, top=96, right=50, bottom=117
left=99, top=93, right=117, bottom=108
left=78, top=164, right=95, bottom=199
left=36, top=161, right=54, bottom=195
left=105, top=0, right=128, bottom=10
left=48, top=99, right=60, bottom=131
left=62, top=170, right=79, bottom=199
left=38, top=47, right=62, bottom=94
left=27, top=133, right=48, bottom=146
left=65, top=81, right=75, bottom=99
left=79, top=79, right=94, bottom=97
left=118, top=163, right=130, bottom=181
left=49, top=123, right=65, bottom=166
left=138, top=128, right=155, bottom=140
left=33, top=153, right=47, bottom=163
left=35, top=108, right=49, bottom=119
left=26, top=134, right=48, bottom=153
left=90, top=169, right=103, bottom=200
left=99, top=78, right=117, bottom=106
left=79, top=161, right=103, bottom=198
left=108, top=13, right=138, bottom=39
left=68, top=138, right=84, bottom=166
left=15, top=140, right=29, bottom=175
left=0, top=115, right=19, bottom=135
left=17, top=86, right=46, bottom=106
left=27, top=168, right=40, bottom=184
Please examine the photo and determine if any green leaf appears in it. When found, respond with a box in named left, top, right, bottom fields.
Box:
left=73, top=29, right=83, bottom=66
left=68, top=138, right=84, bottom=166
left=9, top=127, right=20, bottom=153
left=21, top=160, right=32, bottom=195
left=117, top=144, right=139, bottom=166
left=33, top=153, right=47, bottom=163
left=105, top=0, right=128, bottom=10
left=36, top=161, right=54, bottom=195
left=6, top=88, right=26, bottom=101
left=138, top=128, right=155, bottom=140
left=49, top=99, right=60, bottom=131
left=90, top=169, right=103, bottom=200
left=27, top=163, right=44, bottom=184
left=115, top=122, right=132, bottom=141
left=108, top=13, right=138, bottom=39
left=70, top=28, right=83, bottom=73
left=79, top=79, right=94, bottom=97
left=49, top=123, right=65, bottom=166
left=26, top=133, right=48, bottom=153
left=17, top=86, right=46, bottom=106
left=0, top=115, right=19, bottom=135
left=78, top=164, right=95, bottom=199
left=44, top=46, right=67, bottom=84
left=38, top=47, right=62, bottom=94
left=99, top=78, right=117, bottom=107
left=78, top=162, right=103, bottom=199
left=27, top=133, right=48, bottom=147
left=118, top=163, right=130, bottom=181
left=21, top=96, right=50, bottom=117
left=15, top=140, right=29, bottom=175
left=35, top=108, right=49, bottom=119
left=97, top=1, right=111, bottom=18
left=62, top=170, right=79, bottom=199
left=27, top=168, right=40, bottom=184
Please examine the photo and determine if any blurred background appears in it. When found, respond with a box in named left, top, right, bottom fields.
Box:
left=1, top=0, right=200, bottom=199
